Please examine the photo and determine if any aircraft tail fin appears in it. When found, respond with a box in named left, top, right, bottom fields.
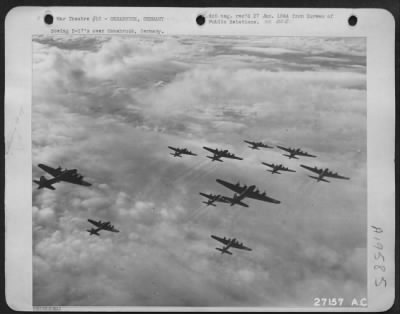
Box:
left=216, top=248, right=232, bottom=255
left=308, top=175, right=330, bottom=183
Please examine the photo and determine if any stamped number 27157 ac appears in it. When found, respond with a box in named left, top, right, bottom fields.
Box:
left=313, top=298, right=344, bottom=307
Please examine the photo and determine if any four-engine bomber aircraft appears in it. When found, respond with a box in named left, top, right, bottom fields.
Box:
left=277, top=145, right=317, bottom=159
left=261, top=162, right=296, bottom=175
left=211, top=235, right=252, bottom=255
left=34, top=164, right=92, bottom=190
left=244, top=140, right=273, bottom=150
left=168, top=146, right=197, bottom=157
left=300, top=165, right=350, bottom=183
left=87, top=219, right=120, bottom=236
left=200, top=192, right=249, bottom=207
left=216, top=179, right=280, bottom=206
left=203, top=146, right=243, bottom=162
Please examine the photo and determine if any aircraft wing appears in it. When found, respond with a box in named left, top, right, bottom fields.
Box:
left=244, top=140, right=254, bottom=146
left=222, top=196, right=249, bottom=207
left=282, top=167, right=296, bottom=172
left=88, top=219, right=103, bottom=228
left=216, top=179, right=246, bottom=194
left=200, top=192, right=215, bottom=200
left=260, top=143, right=273, bottom=148
left=225, top=154, right=243, bottom=160
left=261, top=162, right=274, bottom=168
left=246, top=190, right=280, bottom=204
left=297, top=150, right=316, bottom=157
left=218, top=196, right=234, bottom=204
left=104, top=225, right=120, bottom=233
left=324, top=172, right=350, bottom=180
left=186, top=151, right=197, bottom=156
left=61, top=174, right=92, bottom=186
left=300, top=164, right=322, bottom=174
left=211, top=235, right=230, bottom=245
left=203, top=146, right=218, bottom=154
left=38, top=164, right=63, bottom=177
left=168, top=146, right=178, bottom=152
left=231, top=242, right=252, bottom=251
left=276, top=145, right=292, bottom=153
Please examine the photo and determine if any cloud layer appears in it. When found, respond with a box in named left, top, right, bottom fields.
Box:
left=32, top=35, right=367, bottom=307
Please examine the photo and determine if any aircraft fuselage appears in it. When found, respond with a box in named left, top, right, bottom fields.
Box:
left=231, top=185, right=256, bottom=205
left=217, top=239, right=236, bottom=255
left=270, top=167, right=280, bottom=174
left=307, top=169, right=330, bottom=183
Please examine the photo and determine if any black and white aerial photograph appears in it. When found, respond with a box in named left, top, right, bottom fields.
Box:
left=32, top=35, right=367, bottom=307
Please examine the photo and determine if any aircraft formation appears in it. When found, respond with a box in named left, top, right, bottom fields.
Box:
left=33, top=139, right=349, bottom=256
left=168, top=140, right=350, bottom=255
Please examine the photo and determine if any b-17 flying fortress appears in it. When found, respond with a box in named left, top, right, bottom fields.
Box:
left=203, top=146, right=243, bottom=162
left=261, top=162, right=296, bottom=175
left=216, top=179, right=280, bottom=206
left=244, top=140, right=273, bottom=150
left=33, top=139, right=350, bottom=256
left=34, top=163, right=92, bottom=190
left=87, top=219, right=120, bottom=236
left=277, top=145, right=317, bottom=159
left=211, top=235, right=252, bottom=255
left=300, top=164, right=350, bottom=183
left=168, top=146, right=197, bottom=158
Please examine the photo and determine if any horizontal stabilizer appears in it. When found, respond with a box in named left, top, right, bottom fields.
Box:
left=267, top=170, right=280, bottom=174
left=203, top=201, right=216, bottom=207
left=33, top=178, right=56, bottom=190
left=87, top=229, right=100, bottom=236
left=207, top=156, right=223, bottom=162
left=216, top=248, right=232, bottom=255
left=308, top=175, right=330, bottom=183
left=283, top=154, right=298, bottom=159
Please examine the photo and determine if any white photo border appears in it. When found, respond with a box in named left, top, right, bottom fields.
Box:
left=5, top=7, right=396, bottom=311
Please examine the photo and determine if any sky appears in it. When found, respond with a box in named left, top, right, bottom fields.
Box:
left=32, top=35, right=367, bottom=307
